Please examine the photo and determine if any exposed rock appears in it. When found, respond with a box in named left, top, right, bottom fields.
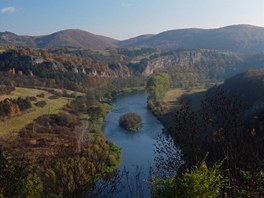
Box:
left=142, top=49, right=244, bottom=78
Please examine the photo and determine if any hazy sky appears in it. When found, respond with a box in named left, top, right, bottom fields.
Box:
left=0, top=0, right=263, bottom=40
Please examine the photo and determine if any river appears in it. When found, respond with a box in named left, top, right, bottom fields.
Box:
left=103, top=92, right=166, bottom=197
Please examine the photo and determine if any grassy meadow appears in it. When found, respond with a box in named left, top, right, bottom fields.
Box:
left=0, top=87, right=75, bottom=136
left=163, top=87, right=207, bottom=112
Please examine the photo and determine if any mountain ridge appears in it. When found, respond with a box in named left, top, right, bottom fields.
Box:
left=0, top=29, right=118, bottom=50
left=120, top=24, right=264, bottom=53
left=1, top=24, right=264, bottom=53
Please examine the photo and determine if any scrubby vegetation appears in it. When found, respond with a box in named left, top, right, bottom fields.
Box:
left=0, top=134, right=122, bottom=198
left=150, top=159, right=227, bottom=198
left=119, top=112, right=142, bottom=132
left=152, top=71, right=264, bottom=196
left=0, top=87, right=74, bottom=135
left=0, top=97, right=32, bottom=120
left=146, top=72, right=170, bottom=116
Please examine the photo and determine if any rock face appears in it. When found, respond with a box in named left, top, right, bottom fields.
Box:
left=142, top=49, right=243, bottom=78
left=0, top=50, right=132, bottom=80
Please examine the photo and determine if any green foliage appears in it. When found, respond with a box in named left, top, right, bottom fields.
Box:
left=236, top=170, right=264, bottom=197
left=45, top=156, right=95, bottom=197
left=22, top=174, right=43, bottom=198
left=119, top=112, right=142, bottom=132
left=147, top=73, right=170, bottom=101
left=146, top=73, right=170, bottom=116
left=0, top=148, right=43, bottom=198
left=87, top=103, right=110, bottom=133
left=14, top=97, right=32, bottom=111
left=44, top=134, right=121, bottom=197
left=151, top=160, right=227, bottom=198
left=170, top=72, right=200, bottom=88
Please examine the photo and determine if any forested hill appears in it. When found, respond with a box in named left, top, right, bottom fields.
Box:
left=119, top=24, right=264, bottom=53
left=208, top=70, right=264, bottom=112
left=0, top=29, right=117, bottom=50
left=1, top=25, right=264, bottom=53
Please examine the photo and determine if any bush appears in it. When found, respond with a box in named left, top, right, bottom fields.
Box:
left=34, top=101, right=47, bottom=107
left=151, top=159, right=227, bottom=198
left=119, top=112, right=142, bottom=132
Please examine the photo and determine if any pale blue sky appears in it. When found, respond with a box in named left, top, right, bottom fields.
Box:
left=0, top=0, right=263, bottom=40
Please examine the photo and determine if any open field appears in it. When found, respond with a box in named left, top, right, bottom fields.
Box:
left=163, top=87, right=207, bottom=112
left=0, top=87, right=74, bottom=136
left=36, top=87, right=84, bottom=97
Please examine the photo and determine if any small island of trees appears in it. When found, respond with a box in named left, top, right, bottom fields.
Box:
left=119, top=112, right=142, bottom=132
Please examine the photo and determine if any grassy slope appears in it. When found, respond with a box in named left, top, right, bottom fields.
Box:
left=163, top=87, right=207, bottom=112
left=0, top=87, right=73, bottom=135
left=160, top=87, right=207, bottom=130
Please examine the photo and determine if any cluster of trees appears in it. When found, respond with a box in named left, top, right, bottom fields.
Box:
left=150, top=158, right=227, bottom=198
left=0, top=133, right=122, bottom=198
left=87, top=103, right=110, bottom=133
left=0, top=85, right=15, bottom=95
left=0, top=97, right=32, bottom=120
left=156, top=89, right=264, bottom=196
left=43, top=134, right=121, bottom=197
left=170, top=71, right=200, bottom=88
left=119, top=112, right=142, bottom=132
left=146, top=72, right=170, bottom=116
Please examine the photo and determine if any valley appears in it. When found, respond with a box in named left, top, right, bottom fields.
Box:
left=0, top=24, right=264, bottom=197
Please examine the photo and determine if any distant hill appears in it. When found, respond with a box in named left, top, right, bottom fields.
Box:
left=119, top=25, right=264, bottom=53
left=0, top=29, right=117, bottom=50
left=118, top=34, right=154, bottom=48
left=1, top=24, right=264, bottom=52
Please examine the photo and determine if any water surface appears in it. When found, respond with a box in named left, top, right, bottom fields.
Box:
left=103, top=93, right=164, bottom=196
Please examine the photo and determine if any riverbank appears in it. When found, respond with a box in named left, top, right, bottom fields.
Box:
left=159, top=87, right=207, bottom=129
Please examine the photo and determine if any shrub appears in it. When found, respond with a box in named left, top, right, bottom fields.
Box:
left=34, top=101, right=47, bottom=107
left=151, top=160, right=227, bottom=198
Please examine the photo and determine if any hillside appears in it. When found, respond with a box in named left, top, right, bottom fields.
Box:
left=0, top=29, right=117, bottom=50
left=1, top=25, right=264, bottom=53
left=142, top=49, right=264, bottom=80
left=207, top=70, right=264, bottom=121
left=120, top=25, right=264, bottom=53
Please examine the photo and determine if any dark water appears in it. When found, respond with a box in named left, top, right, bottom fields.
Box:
left=102, top=92, right=164, bottom=197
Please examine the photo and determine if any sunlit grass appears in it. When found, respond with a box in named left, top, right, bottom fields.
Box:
left=163, top=87, right=207, bottom=112
left=0, top=87, right=73, bottom=136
